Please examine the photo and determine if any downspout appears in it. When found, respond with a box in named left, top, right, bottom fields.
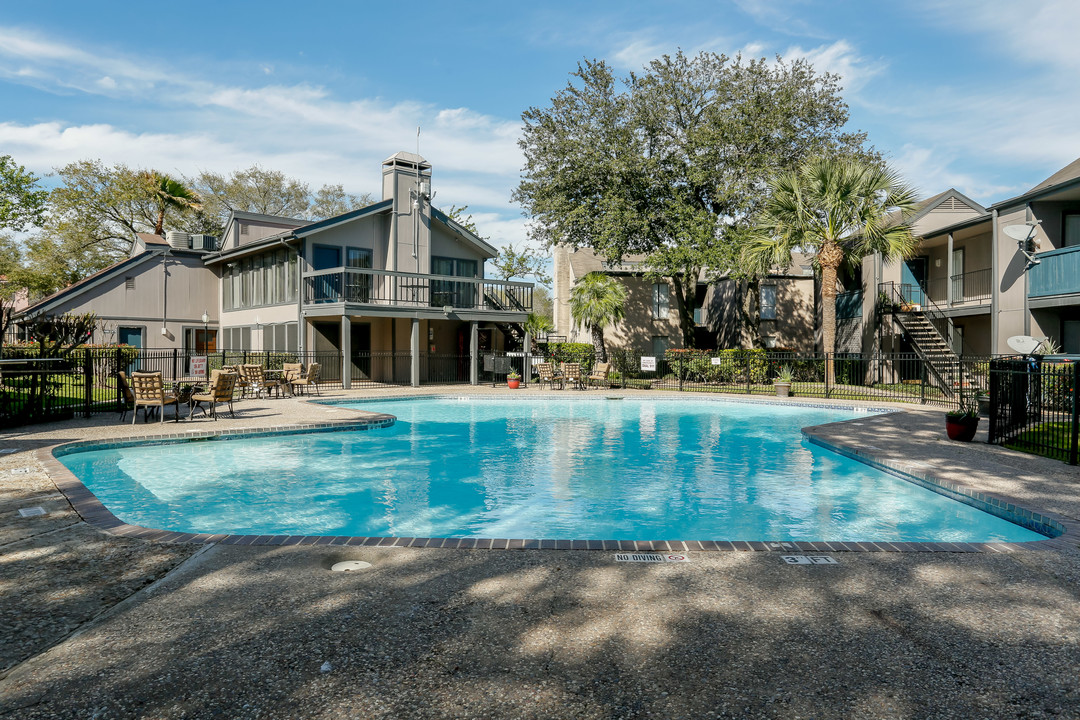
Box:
left=1023, top=203, right=1032, bottom=336
left=991, top=208, right=999, bottom=352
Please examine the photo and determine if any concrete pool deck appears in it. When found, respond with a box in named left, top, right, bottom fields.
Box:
left=1, top=387, right=1078, bottom=718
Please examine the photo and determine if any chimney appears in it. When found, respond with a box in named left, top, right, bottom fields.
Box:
left=382, top=152, right=433, bottom=274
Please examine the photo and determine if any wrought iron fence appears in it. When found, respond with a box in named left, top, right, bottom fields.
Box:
left=3, top=343, right=1004, bottom=427
left=988, top=358, right=1078, bottom=465
left=530, top=348, right=992, bottom=408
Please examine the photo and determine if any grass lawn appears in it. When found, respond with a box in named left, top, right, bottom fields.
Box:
left=1005, top=421, right=1077, bottom=462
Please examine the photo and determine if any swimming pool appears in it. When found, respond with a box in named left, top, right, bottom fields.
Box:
left=56, top=396, right=1047, bottom=543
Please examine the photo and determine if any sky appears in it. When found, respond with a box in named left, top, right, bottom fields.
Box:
left=2, top=0, right=1079, bottom=253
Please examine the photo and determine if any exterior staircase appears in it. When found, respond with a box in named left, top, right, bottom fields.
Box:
left=877, top=281, right=981, bottom=398
left=892, top=311, right=962, bottom=397
left=483, top=289, right=527, bottom=349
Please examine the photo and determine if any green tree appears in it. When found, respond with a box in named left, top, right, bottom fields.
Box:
left=744, top=155, right=918, bottom=380
left=492, top=242, right=552, bottom=286
left=515, top=51, right=873, bottom=347
left=144, top=172, right=203, bottom=235
left=186, top=166, right=375, bottom=235
left=0, top=155, right=48, bottom=232
left=445, top=204, right=483, bottom=237
left=569, top=271, right=627, bottom=362
left=46, top=159, right=160, bottom=261
left=523, top=312, right=555, bottom=339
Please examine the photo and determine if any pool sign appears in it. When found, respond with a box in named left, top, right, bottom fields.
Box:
left=640, top=356, right=657, bottom=372
left=190, top=355, right=208, bottom=377
left=710, top=356, right=723, bottom=365
left=615, top=553, right=690, bottom=563
left=781, top=555, right=838, bottom=565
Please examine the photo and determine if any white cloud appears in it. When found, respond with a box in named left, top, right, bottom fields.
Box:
left=0, top=25, right=528, bottom=233
left=917, top=0, right=1080, bottom=72
left=611, top=37, right=669, bottom=69
left=784, top=39, right=885, bottom=94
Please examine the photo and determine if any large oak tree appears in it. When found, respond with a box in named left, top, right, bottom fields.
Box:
left=515, top=51, right=874, bottom=347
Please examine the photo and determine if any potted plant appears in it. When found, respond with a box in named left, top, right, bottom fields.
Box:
left=975, top=388, right=990, bottom=417
left=506, top=371, right=521, bottom=389
left=774, top=365, right=794, bottom=398
left=945, top=391, right=980, bottom=441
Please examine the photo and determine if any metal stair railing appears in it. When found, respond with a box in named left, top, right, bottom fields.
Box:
left=878, top=281, right=968, bottom=397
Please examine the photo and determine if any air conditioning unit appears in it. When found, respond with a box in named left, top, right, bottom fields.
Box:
left=190, top=234, right=218, bottom=251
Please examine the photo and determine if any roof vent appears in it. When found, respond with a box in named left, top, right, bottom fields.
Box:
left=166, top=231, right=191, bottom=249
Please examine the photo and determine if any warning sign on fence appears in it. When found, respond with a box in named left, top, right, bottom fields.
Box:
left=190, top=356, right=207, bottom=377
left=640, top=356, right=656, bottom=372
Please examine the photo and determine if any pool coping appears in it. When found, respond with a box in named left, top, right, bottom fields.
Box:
left=37, top=395, right=1074, bottom=554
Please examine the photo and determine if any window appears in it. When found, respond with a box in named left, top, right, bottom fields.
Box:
left=760, top=285, right=777, bottom=320
left=346, top=248, right=373, bottom=303
left=223, top=249, right=301, bottom=310
left=1064, top=214, right=1080, bottom=248
left=263, top=323, right=299, bottom=352
left=651, top=335, right=668, bottom=357
left=652, top=283, right=669, bottom=320
left=221, top=326, right=251, bottom=351
left=431, top=256, right=478, bottom=308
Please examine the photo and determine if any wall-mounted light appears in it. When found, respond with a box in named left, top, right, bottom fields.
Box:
left=935, top=259, right=941, bottom=268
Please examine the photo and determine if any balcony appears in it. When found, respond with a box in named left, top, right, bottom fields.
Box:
left=302, top=267, right=533, bottom=314
left=924, top=268, right=992, bottom=307
left=1029, top=245, right=1080, bottom=299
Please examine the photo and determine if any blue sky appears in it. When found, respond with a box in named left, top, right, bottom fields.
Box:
left=2, top=0, right=1078, bottom=251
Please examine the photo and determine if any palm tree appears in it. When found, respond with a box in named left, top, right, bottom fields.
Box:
left=144, top=172, right=202, bottom=235
left=569, top=271, right=627, bottom=362
left=523, top=312, right=554, bottom=340
left=745, top=156, right=919, bottom=382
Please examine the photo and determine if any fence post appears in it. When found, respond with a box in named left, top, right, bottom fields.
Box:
left=746, top=354, right=751, bottom=395
left=824, top=353, right=830, bottom=398
left=115, top=346, right=123, bottom=412
left=1071, top=362, right=1079, bottom=466
left=920, top=358, right=927, bottom=404
left=83, top=348, right=93, bottom=418
left=678, top=355, right=684, bottom=391
left=171, top=348, right=178, bottom=382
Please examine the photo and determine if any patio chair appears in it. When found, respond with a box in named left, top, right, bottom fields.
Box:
left=535, top=362, right=563, bottom=390
left=281, top=363, right=304, bottom=397
left=130, top=371, right=180, bottom=424
left=290, top=362, right=321, bottom=396
left=189, top=370, right=238, bottom=420
left=587, top=362, right=612, bottom=389
left=562, top=362, right=585, bottom=391
left=240, top=364, right=279, bottom=399
left=115, top=371, right=136, bottom=422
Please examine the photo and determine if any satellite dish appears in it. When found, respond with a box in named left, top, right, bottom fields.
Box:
left=1003, top=224, right=1035, bottom=241
left=1007, top=335, right=1043, bottom=355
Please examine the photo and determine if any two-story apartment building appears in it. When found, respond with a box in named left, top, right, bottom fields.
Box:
left=15, top=152, right=533, bottom=387
left=552, top=245, right=819, bottom=353
left=864, top=157, right=1080, bottom=358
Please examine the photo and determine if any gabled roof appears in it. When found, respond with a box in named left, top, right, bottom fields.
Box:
left=229, top=209, right=309, bottom=227
left=1028, top=157, right=1080, bottom=194
left=18, top=251, right=161, bottom=318
left=292, top=199, right=392, bottom=238
left=991, top=156, right=1080, bottom=210
left=900, top=188, right=987, bottom=231
left=430, top=207, right=498, bottom=258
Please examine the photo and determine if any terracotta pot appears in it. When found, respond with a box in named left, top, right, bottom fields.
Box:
left=774, top=382, right=791, bottom=398
left=507, top=379, right=521, bottom=389
left=945, top=414, right=979, bottom=442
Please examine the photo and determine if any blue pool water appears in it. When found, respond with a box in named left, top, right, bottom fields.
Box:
left=59, top=397, right=1046, bottom=543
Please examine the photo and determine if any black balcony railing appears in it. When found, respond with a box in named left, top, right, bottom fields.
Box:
left=303, top=267, right=533, bottom=312
left=951, top=268, right=992, bottom=303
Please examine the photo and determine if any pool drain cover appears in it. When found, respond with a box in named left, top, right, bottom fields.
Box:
left=331, top=560, right=372, bottom=572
